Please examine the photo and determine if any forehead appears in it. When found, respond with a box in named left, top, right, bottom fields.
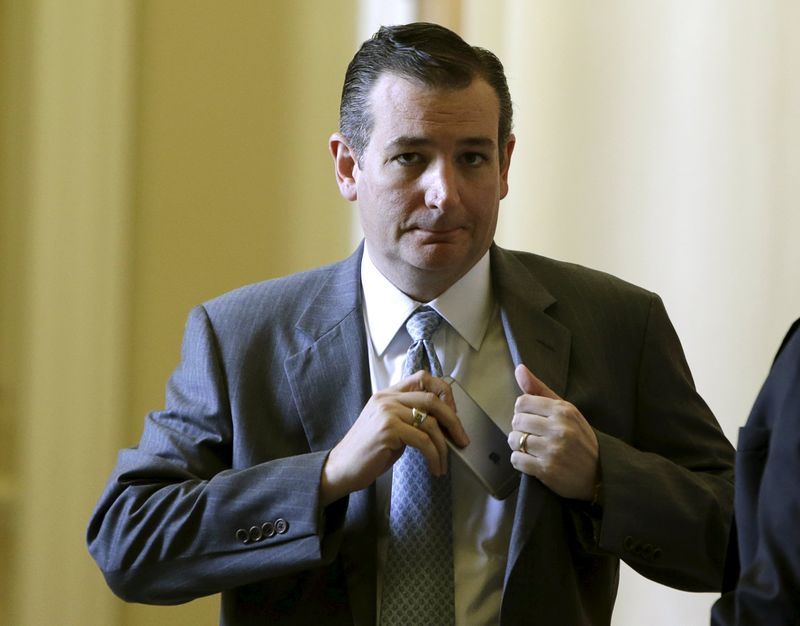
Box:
left=366, top=73, right=500, bottom=148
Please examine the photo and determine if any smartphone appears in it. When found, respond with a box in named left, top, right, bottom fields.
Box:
left=443, top=376, right=519, bottom=500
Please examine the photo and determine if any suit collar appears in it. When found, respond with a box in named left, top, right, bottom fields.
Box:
left=361, top=245, right=495, bottom=355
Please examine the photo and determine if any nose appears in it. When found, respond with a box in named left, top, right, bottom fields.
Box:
left=424, top=161, right=460, bottom=209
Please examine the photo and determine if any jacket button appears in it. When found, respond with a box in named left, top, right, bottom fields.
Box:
left=235, top=528, right=249, bottom=544
left=652, top=548, right=663, bottom=561
left=275, top=518, right=289, bottom=534
left=261, top=521, right=275, bottom=538
left=623, top=536, right=635, bottom=551
left=248, top=526, right=263, bottom=542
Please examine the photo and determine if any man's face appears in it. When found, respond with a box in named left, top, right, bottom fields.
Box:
left=332, top=73, right=515, bottom=301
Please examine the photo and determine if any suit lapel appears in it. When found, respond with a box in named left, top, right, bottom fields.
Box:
left=285, top=252, right=371, bottom=453
left=283, top=246, right=377, bottom=625
left=491, top=246, right=570, bottom=397
left=490, top=246, right=572, bottom=589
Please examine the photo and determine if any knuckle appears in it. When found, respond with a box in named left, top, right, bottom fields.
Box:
left=378, top=399, right=399, bottom=416
left=373, top=390, right=391, bottom=403
left=554, top=399, right=574, bottom=416
left=422, top=391, right=437, bottom=405
left=537, top=456, right=554, bottom=476
left=549, top=429, right=569, bottom=451
left=550, top=441, right=566, bottom=459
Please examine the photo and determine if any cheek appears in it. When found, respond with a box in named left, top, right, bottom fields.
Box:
left=373, top=186, right=418, bottom=223
left=465, top=186, right=501, bottom=218
left=357, top=176, right=424, bottom=232
left=358, top=197, right=401, bottom=241
left=358, top=205, right=385, bottom=240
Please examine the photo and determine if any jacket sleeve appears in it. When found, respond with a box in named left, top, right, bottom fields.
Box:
left=587, top=294, right=735, bottom=591
left=86, top=305, right=348, bottom=605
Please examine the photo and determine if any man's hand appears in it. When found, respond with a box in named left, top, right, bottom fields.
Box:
left=508, top=364, right=599, bottom=501
left=321, top=371, right=470, bottom=506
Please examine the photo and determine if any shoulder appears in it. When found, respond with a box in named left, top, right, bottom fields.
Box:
left=774, top=318, right=800, bottom=362
left=191, top=252, right=360, bottom=342
left=492, top=247, right=670, bottom=359
left=762, top=317, right=800, bottom=403
left=496, top=246, right=657, bottom=305
left=204, top=261, right=343, bottom=316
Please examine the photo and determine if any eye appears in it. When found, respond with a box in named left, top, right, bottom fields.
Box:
left=393, top=152, right=422, bottom=166
left=461, top=152, right=489, bottom=167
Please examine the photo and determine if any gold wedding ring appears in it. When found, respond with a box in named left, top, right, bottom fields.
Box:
left=519, top=432, right=530, bottom=454
left=411, top=407, right=428, bottom=428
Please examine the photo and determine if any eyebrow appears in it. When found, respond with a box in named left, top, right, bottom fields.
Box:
left=384, top=136, right=496, bottom=151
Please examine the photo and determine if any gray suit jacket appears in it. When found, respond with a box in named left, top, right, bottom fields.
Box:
left=87, top=245, right=734, bottom=625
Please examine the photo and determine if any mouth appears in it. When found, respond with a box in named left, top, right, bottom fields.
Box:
left=414, top=226, right=461, bottom=234
left=409, top=226, right=464, bottom=242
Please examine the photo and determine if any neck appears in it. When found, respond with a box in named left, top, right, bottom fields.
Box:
left=387, top=267, right=467, bottom=303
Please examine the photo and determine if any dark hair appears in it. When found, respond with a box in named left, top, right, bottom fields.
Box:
left=339, top=22, right=513, bottom=161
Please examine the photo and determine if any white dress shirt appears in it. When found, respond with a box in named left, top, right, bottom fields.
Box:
left=361, top=244, right=519, bottom=625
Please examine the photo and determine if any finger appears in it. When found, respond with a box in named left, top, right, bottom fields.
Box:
left=510, top=449, right=545, bottom=478
left=398, top=417, right=446, bottom=475
left=397, top=389, right=470, bottom=448
left=515, top=364, right=560, bottom=400
left=514, top=432, right=547, bottom=458
left=508, top=429, right=540, bottom=454
left=513, top=394, right=562, bottom=419
left=416, top=412, right=449, bottom=474
left=396, top=370, right=457, bottom=411
left=511, top=412, right=551, bottom=437
left=412, top=402, right=460, bottom=460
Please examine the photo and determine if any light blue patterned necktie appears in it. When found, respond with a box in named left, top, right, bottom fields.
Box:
left=381, top=306, right=454, bottom=625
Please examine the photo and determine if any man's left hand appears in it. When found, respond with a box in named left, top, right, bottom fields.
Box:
left=508, top=364, right=599, bottom=501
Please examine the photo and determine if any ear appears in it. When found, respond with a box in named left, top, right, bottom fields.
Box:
left=499, top=133, right=516, bottom=200
left=329, top=132, right=359, bottom=202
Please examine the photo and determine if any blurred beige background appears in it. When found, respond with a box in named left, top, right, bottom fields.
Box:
left=1, top=1, right=797, bottom=625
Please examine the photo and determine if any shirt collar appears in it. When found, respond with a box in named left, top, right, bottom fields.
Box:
left=360, top=243, right=494, bottom=356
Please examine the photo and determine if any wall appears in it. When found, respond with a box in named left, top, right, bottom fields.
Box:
left=0, top=2, right=355, bottom=625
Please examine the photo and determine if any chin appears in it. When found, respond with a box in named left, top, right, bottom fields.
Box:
left=409, top=248, right=477, bottom=276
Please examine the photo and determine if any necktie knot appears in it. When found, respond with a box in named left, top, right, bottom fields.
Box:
left=403, top=306, right=444, bottom=378
left=405, top=306, right=442, bottom=342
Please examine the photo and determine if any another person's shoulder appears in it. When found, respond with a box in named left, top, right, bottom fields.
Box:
left=774, top=317, right=800, bottom=362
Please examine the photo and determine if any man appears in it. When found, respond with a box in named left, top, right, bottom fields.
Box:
left=88, top=23, right=734, bottom=625
left=711, top=319, right=800, bottom=625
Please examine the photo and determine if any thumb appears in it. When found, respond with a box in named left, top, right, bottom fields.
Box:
left=515, top=363, right=560, bottom=400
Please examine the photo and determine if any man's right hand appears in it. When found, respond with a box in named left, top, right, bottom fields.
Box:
left=320, top=371, right=470, bottom=506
